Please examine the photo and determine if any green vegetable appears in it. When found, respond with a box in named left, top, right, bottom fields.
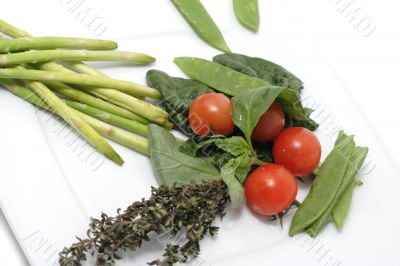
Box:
left=179, top=135, right=253, bottom=207
left=77, top=112, right=149, bottom=155
left=332, top=180, right=357, bottom=229
left=331, top=149, right=368, bottom=229
left=233, top=0, right=260, bottom=32
left=221, top=158, right=245, bottom=208
left=148, top=124, right=220, bottom=187
left=2, top=79, right=149, bottom=155
left=0, top=67, right=160, bottom=99
left=174, top=57, right=268, bottom=96
left=213, top=53, right=318, bottom=127
left=213, top=53, right=303, bottom=92
left=0, top=37, right=117, bottom=52
left=0, top=50, right=155, bottom=66
left=171, top=0, right=230, bottom=52
left=0, top=19, right=30, bottom=38
left=307, top=134, right=367, bottom=236
left=285, top=108, right=319, bottom=131
left=289, top=148, right=349, bottom=236
left=47, top=82, right=151, bottom=125
left=65, top=100, right=148, bottom=137
left=232, top=87, right=283, bottom=145
left=3, top=77, right=124, bottom=164
left=305, top=133, right=355, bottom=236
left=146, top=70, right=214, bottom=133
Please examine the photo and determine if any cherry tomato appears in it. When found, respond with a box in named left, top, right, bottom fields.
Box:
left=273, top=127, right=321, bottom=176
left=252, top=101, right=285, bottom=142
left=245, top=164, right=298, bottom=216
left=189, top=93, right=234, bottom=136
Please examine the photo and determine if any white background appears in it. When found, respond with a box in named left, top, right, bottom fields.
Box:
left=1, top=0, right=400, bottom=265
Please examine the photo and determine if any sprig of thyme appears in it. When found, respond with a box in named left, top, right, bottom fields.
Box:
left=59, top=179, right=230, bottom=266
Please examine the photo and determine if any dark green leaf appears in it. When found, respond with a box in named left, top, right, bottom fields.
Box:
left=285, top=108, right=319, bottom=131
left=148, top=124, right=220, bottom=187
left=232, top=87, right=283, bottom=144
left=146, top=70, right=214, bottom=134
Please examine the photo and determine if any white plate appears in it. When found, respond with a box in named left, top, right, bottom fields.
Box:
left=1, top=1, right=399, bottom=265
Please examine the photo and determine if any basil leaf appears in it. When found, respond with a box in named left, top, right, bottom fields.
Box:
left=234, top=154, right=252, bottom=183
left=221, top=158, right=245, bottom=208
left=213, top=53, right=303, bottom=92
left=146, top=70, right=214, bottom=134
left=148, top=124, right=220, bottom=187
left=232, top=87, right=283, bottom=144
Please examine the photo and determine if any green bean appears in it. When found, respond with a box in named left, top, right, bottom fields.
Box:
left=174, top=57, right=268, bottom=96
left=171, top=0, right=230, bottom=52
left=289, top=147, right=350, bottom=236
left=332, top=179, right=358, bottom=229
left=233, top=0, right=260, bottom=32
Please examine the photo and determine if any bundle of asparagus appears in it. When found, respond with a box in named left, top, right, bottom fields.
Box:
left=0, top=19, right=170, bottom=165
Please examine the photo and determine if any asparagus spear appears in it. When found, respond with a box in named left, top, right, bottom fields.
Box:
left=0, top=20, right=160, bottom=99
left=21, top=78, right=124, bottom=165
left=62, top=62, right=174, bottom=129
left=36, top=63, right=170, bottom=127
left=0, top=19, right=30, bottom=38
left=65, top=100, right=148, bottom=137
left=47, top=82, right=151, bottom=125
left=0, top=67, right=161, bottom=99
left=0, top=37, right=117, bottom=52
left=1, top=79, right=149, bottom=155
left=0, top=50, right=156, bottom=66
left=77, top=112, right=149, bottom=155
left=0, top=21, right=170, bottom=127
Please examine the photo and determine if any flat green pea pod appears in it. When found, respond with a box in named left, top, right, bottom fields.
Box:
left=289, top=148, right=349, bottom=236
left=332, top=179, right=357, bottom=229
left=305, top=133, right=356, bottom=236
left=307, top=145, right=368, bottom=236
left=171, top=0, right=230, bottom=52
left=174, top=57, right=268, bottom=96
left=233, top=0, right=260, bottom=32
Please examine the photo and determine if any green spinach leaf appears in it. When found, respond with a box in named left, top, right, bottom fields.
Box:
left=146, top=70, right=214, bottom=134
left=285, top=108, right=319, bottom=131
left=148, top=124, right=220, bottom=187
left=232, top=87, right=283, bottom=145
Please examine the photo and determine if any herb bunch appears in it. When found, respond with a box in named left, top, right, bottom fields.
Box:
left=59, top=179, right=230, bottom=266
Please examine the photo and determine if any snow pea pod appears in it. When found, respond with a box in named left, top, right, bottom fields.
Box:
left=307, top=145, right=368, bottom=236
left=289, top=148, right=349, bottom=236
left=171, top=0, right=230, bottom=52
left=332, top=179, right=357, bottom=229
left=233, top=0, right=260, bottom=32
left=174, top=57, right=268, bottom=96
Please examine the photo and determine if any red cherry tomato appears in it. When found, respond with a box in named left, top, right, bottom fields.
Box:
left=189, top=93, right=234, bottom=136
left=273, top=127, right=321, bottom=176
left=252, top=101, right=285, bottom=142
left=245, top=164, right=298, bottom=216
